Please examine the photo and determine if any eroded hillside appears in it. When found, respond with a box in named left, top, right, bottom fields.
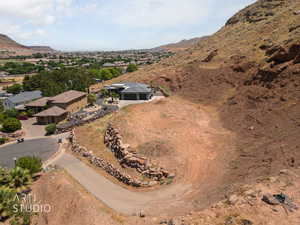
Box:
left=55, top=0, right=300, bottom=223
left=99, top=0, right=300, bottom=190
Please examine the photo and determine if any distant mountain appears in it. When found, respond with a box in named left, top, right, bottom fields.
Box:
left=0, top=34, right=29, bottom=51
left=158, top=36, right=209, bottom=51
left=0, top=34, right=55, bottom=55
left=28, top=46, right=55, bottom=52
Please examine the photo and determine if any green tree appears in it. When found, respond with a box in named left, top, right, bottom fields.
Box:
left=0, top=100, right=4, bottom=113
left=2, top=118, right=22, bottom=133
left=99, top=69, right=113, bottom=80
left=6, top=84, right=23, bottom=95
left=4, top=109, right=18, bottom=118
left=15, top=156, right=42, bottom=176
left=126, top=64, right=138, bottom=73
left=87, top=94, right=97, bottom=105
left=45, top=123, right=56, bottom=135
left=0, top=113, right=7, bottom=124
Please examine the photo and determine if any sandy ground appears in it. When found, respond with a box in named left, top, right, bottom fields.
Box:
left=75, top=96, right=237, bottom=215
left=31, top=166, right=300, bottom=225
left=31, top=171, right=123, bottom=225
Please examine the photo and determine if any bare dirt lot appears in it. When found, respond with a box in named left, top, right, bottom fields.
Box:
left=75, top=96, right=238, bottom=214
left=31, top=170, right=124, bottom=225
left=31, top=166, right=300, bottom=225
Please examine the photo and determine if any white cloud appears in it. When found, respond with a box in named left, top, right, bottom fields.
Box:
left=90, top=0, right=212, bottom=28
left=0, top=0, right=74, bottom=41
left=0, top=0, right=257, bottom=50
left=0, top=21, right=46, bottom=41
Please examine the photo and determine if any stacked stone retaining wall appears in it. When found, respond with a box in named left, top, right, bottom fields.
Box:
left=104, top=123, right=175, bottom=181
left=69, top=130, right=156, bottom=187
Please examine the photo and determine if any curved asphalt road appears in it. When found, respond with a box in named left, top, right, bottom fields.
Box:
left=0, top=138, right=59, bottom=169
left=54, top=153, right=191, bottom=215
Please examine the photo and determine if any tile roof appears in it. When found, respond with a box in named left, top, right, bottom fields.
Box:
left=25, top=97, right=50, bottom=107
left=49, top=90, right=87, bottom=104
left=34, top=106, right=67, bottom=117
left=8, top=91, right=42, bottom=104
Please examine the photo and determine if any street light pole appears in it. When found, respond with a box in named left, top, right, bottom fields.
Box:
left=13, top=157, right=17, bottom=167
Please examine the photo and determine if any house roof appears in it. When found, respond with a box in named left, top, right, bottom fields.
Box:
left=102, top=63, right=116, bottom=67
left=25, top=97, right=50, bottom=107
left=107, top=82, right=152, bottom=93
left=7, top=91, right=42, bottom=104
left=49, top=90, right=87, bottom=104
left=34, top=106, right=67, bottom=117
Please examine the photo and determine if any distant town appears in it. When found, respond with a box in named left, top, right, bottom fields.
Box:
left=0, top=49, right=174, bottom=76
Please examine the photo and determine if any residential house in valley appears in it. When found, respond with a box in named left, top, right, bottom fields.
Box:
left=26, top=90, right=87, bottom=124
left=4, top=90, right=42, bottom=110
left=104, top=82, right=153, bottom=100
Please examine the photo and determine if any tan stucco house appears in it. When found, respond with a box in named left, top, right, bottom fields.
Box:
left=26, top=90, right=87, bottom=124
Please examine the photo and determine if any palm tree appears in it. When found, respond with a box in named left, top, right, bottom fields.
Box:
left=0, top=167, right=9, bottom=186
left=8, top=167, right=32, bottom=193
left=0, top=187, right=18, bottom=221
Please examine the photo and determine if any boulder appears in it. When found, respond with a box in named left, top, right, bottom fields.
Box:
left=201, top=49, right=218, bottom=62
left=268, top=42, right=300, bottom=65
left=228, top=194, right=240, bottom=205
left=294, top=10, right=300, bottom=15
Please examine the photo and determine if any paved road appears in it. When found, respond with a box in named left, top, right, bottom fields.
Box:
left=55, top=154, right=152, bottom=214
left=54, top=153, right=190, bottom=215
left=0, top=138, right=59, bottom=168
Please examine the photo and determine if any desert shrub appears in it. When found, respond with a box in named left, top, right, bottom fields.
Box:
left=2, top=118, right=22, bottom=133
left=4, top=109, right=18, bottom=118
left=8, top=167, right=32, bottom=192
left=26, top=109, right=34, bottom=117
left=159, top=85, right=171, bottom=97
left=0, top=187, right=18, bottom=222
left=0, top=167, right=9, bottom=186
left=15, top=156, right=42, bottom=176
left=87, top=94, right=97, bottom=105
left=17, top=112, right=28, bottom=121
left=0, top=137, right=7, bottom=145
left=45, top=123, right=56, bottom=135
left=126, top=64, right=138, bottom=72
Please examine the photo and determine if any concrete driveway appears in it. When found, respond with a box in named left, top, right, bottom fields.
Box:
left=0, top=137, right=59, bottom=168
left=118, top=96, right=165, bottom=109
left=21, top=118, right=46, bottom=138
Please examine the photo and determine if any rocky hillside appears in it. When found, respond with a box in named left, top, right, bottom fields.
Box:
left=158, top=36, right=209, bottom=51
left=0, top=33, right=55, bottom=55
left=0, top=34, right=29, bottom=50
left=28, top=46, right=55, bottom=52
left=103, top=0, right=300, bottom=187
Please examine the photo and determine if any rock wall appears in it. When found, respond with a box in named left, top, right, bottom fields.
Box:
left=56, top=106, right=118, bottom=134
left=69, top=130, right=155, bottom=187
left=104, top=124, right=175, bottom=181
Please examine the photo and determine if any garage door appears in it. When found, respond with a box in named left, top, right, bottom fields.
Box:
left=139, top=94, right=147, bottom=100
left=123, top=93, right=138, bottom=100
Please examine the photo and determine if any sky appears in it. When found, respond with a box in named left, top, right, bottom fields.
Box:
left=0, top=0, right=257, bottom=51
